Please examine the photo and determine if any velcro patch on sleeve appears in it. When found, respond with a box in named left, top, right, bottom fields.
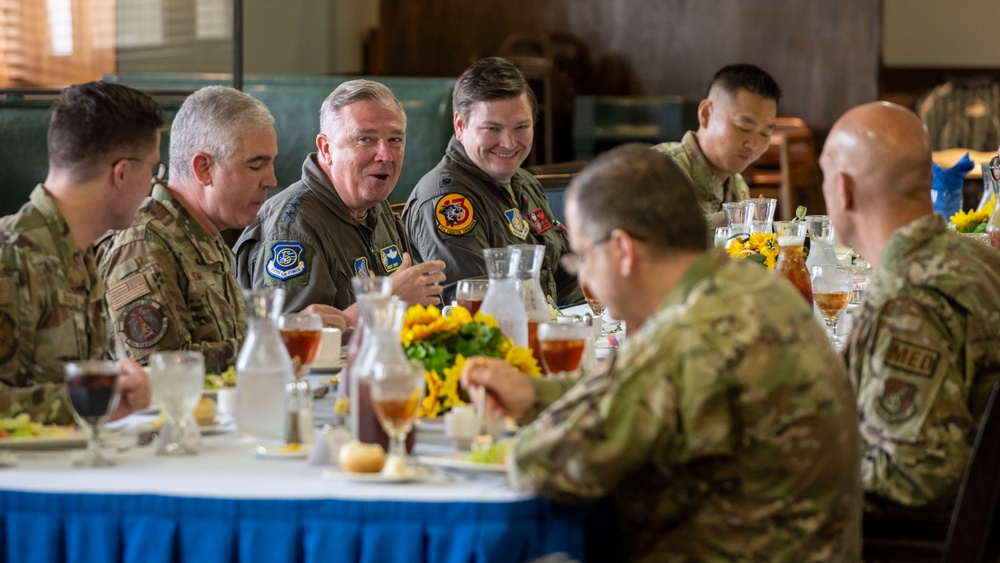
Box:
left=265, top=240, right=311, bottom=285
left=119, top=299, right=168, bottom=349
left=884, top=338, right=940, bottom=378
left=435, top=193, right=477, bottom=236
left=106, top=274, right=151, bottom=311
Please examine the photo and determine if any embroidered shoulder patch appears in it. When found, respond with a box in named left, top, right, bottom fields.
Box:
left=119, top=299, right=168, bottom=349
left=439, top=177, right=453, bottom=188
left=106, top=274, right=151, bottom=311
left=435, top=193, right=477, bottom=236
left=527, top=207, right=553, bottom=234
left=0, top=310, right=17, bottom=363
left=505, top=208, right=530, bottom=239
left=875, top=377, right=918, bottom=423
left=884, top=338, right=940, bottom=378
left=380, top=245, right=403, bottom=273
left=266, top=241, right=309, bottom=282
left=354, top=257, right=372, bottom=277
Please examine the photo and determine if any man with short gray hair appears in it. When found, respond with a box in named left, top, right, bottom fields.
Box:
left=98, top=86, right=295, bottom=373
left=235, top=80, right=445, bottom=327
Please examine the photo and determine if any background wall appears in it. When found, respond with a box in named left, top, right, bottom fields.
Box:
left=377, top=0, right=881, bottom=135
left=883, top=0, right=1000, bottom=68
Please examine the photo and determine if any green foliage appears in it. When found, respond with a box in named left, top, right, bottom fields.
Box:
left=404, top=322, right=508, bottom=374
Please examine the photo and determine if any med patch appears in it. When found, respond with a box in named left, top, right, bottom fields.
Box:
left=885, top=338, right=940, bottom=378
left=119, top=298, right=168, bottom=349
left=505, top=208, right=530, bottom=240
left=381, top=245, right=403, bottom=273
left=435, top=193, right=477, bottom=236
left=266, top=241, right=309, bottom=283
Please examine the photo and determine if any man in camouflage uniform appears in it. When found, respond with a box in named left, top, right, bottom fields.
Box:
left=651, top=64, right=781, bottom=228
left=821, top=101, right=1000, bottom=531
left=402, top=57, right=582, bottom=306
left=462, top=145, right=862, bottom=562
left=0, top=81, right=158, bottom=424
left=98, top=86, right=325, bottom=374
left=235, top=80, right=445, bottom=327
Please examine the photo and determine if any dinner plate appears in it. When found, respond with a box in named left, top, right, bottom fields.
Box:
left=0, top=433, right=87, bottom=451
left=320, top=468, right=429, bottom=484
left=255, top=443, right=309, bottom=459
left=416, top=453, right=507, bottom=474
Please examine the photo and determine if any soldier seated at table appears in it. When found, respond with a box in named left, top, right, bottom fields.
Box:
left=820, top=101, right=1000, bottom=536
left=462, top=144, right=862, bottom=562
left=0, top=81, right=156, bottom=423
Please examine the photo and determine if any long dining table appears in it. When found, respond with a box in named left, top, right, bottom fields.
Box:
left=0, top=413, right=615, bottom=563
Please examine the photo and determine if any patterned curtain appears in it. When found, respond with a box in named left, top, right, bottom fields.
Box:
left=0, top=0, right=116, bottom=88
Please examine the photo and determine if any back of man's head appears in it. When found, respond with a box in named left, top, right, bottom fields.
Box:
left=453, top=57, right=537, bottom=122
left=169, top=86, right=274, bottom=184
left=568, top=144, right=708, bottom=254
left=707, top=63, right=782, bottom=103
left=48, top=81, right=163, bottom=182
left=319, top=79, right=405, bottom=136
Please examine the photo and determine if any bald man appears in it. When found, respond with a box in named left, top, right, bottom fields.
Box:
left=820, top=101, right=1000, bottom=531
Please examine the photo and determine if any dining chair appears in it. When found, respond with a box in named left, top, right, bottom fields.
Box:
left=745, top=117, right=823, bottom=220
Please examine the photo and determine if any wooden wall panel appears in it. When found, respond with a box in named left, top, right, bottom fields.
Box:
left=377, top=0, right=881, bottom=135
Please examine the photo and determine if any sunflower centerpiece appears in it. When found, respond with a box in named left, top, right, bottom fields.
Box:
left=401, top=304, right=540, bottom=418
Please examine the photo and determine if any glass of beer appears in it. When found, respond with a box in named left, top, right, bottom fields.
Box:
left=65, top=360, right=119, bottom=467
left=810, top=265, right=854, bottom=351
left=455, top=277, right=489, bottom=315
left=370, top=360, right=425, bottom=470
left=279, top=312, right=323, bottom=378
left=537, top=321, right=589, bottom=377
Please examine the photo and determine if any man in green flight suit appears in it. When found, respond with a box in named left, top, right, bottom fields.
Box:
left=462, top=144, right=862, bottom=562
left=403, top=57, right=582, bottom=306
left=821, top=101, right=1000, bottom=535
left=0, top=81, right=157, bottom=423
left=652, top=63, right=781, bottom=228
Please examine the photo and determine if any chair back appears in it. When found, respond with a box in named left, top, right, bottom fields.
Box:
left=943, top=382, right=1000, bottom=563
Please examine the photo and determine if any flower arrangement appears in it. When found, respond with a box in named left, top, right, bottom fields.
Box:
left=401, top=304, right=540, bottom=418
left=726, top=232, right=780, bottom=270
left=950, top=194, right=996, bottom=233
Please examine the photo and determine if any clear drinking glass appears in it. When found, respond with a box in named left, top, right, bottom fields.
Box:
left=714, top=226, right=733, bottom=249
left=581, top=284, right=607, bottom=336
left=454, top=277, right=489, bottom=315
left=370, top=360, right=425, bottom=472
left=811, top=265, right=854, bottom=351
left=722, top=201, right=754, bottom=235
left=751, top=197, right=777, bottom=233
left=278, top=312, right=323, bottom=378
left=150, top=351, right=205, bottom=455
left=537, top=321, right=589, bottom=376
left=65, top=360, right=119, bottom=467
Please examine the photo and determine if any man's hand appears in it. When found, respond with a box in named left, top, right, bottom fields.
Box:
left=110, top=358, right=151, bottom=420
left=302, top=304, right=350, bottom=332
left=460, top=356, right=535, bottom=420
left=389, top=253, right=446, bottom=306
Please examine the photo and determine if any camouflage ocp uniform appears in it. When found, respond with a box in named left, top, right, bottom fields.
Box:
left=97, top=185, right=248, bottom=374
left=652, top=132, right=751, bottom=229
left=511, top=250, right=862, bottom=562
left=844, top=213, right=1000, bottom=519
left=0, top=185, right=109, bottom=424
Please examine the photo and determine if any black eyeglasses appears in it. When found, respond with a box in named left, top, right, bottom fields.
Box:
left=990, top=155, right=1000, bottom=183
left=116, top=158, right=166, bottom=185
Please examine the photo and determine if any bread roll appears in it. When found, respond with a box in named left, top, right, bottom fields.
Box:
left=338, top=440, right=386, bottom=473
left=194, top=396, right=216, bottom=426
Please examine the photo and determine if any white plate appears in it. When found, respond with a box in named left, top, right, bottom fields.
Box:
left=416, top=453, right=507, bottom=474
left=321, top=468, right=428, bottom=484
left=0, top=433, right=88, bottom=451
left=255, top=443, right=309, bottom=459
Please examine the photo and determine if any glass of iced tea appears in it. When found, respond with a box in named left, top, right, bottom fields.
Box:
left=581, top=284, right=607, bottom=335
left=455, top=277, right=489, bottom=315
left=279, top=312, right=323, bottom=378
left=64, top=360, right=119, bottom=467
left=370, top=360, right=425, bottom=470
left=810, top=265, right=854, bottom=351
left=537, top=321, right=589, bottom=377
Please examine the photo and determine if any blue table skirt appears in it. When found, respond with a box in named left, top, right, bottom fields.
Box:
left=0, top=491, right=615, bottom=563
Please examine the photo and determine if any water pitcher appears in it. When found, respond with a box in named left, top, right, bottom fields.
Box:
left=236, top=288, right=294, bottom=441
left=511, top=244, right=549, bottom=365
left=479, top=247, right=529, bottom=346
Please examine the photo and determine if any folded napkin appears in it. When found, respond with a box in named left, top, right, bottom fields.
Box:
left=932, top=152, right=974, bottom=219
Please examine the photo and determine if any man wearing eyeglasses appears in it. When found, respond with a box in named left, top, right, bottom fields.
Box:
left=97, top=87, right=344, bottom=374
left=461, top=144, right=861, bottom=561
left=821, top=102, right=1000, bottom=535
left=0, top=81, right=160, bottom=424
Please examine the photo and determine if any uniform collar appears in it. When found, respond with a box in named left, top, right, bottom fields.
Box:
left=680, top=131, right=741, bottom=197
left=445, top=135, right=524, bottom=204
left=153, top=184, right=228, bottom=260
left=879, top=213, right=947, bottom=271
left=30, top=184, right=97, bottom=291
left=300, top=153, right=375, bottom=229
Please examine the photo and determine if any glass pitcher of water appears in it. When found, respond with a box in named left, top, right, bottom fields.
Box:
left=235, top=288, right=294, bottom=441
left=479, top=247, right=528, bottom=347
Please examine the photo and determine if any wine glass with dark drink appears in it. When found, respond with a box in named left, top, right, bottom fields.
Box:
left=537, top=321, right=589, bottom=376
left=455, top=277, right=489, bottom=316
left=370, top=360, right=424, bottom=472
left=810, top=265, right=854, bottom=351
left=279, top=313, right=323, bottom=378
left=64, top=360, right=119, bottom=467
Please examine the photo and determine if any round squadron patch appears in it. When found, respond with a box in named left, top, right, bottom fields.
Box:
left=119, top=299, right=168, bottom=349
left=0, top=310, right=17, bottom=364
left=435, top=193, right=477, bottom=236
left=875, top=378, right=918, bottom=423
